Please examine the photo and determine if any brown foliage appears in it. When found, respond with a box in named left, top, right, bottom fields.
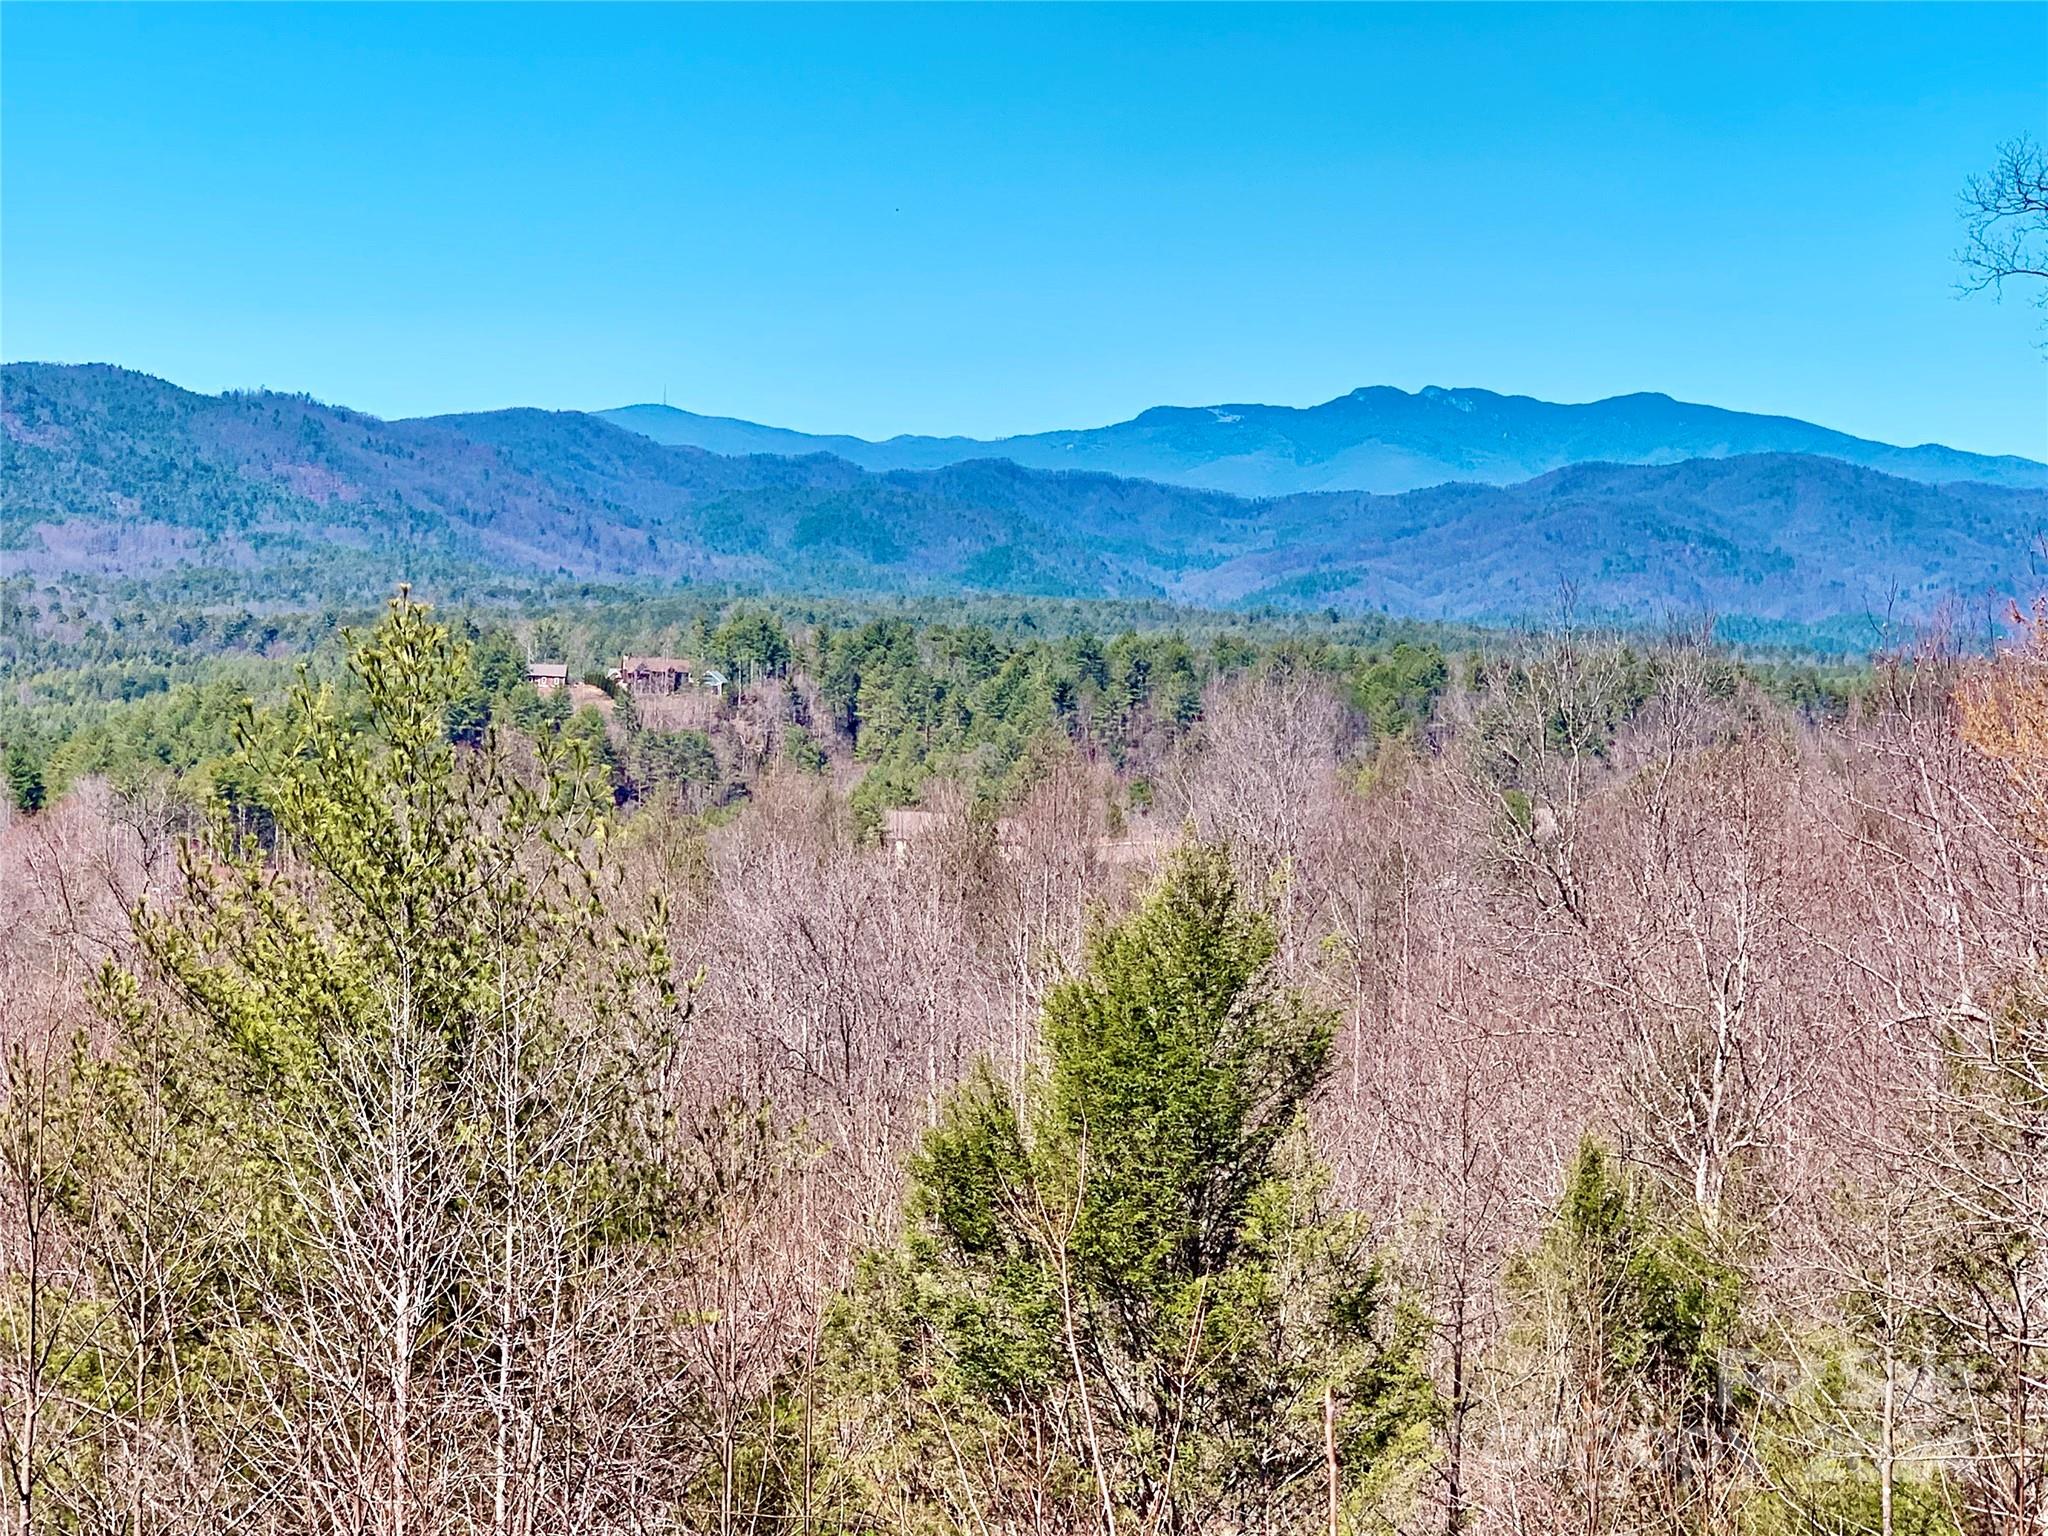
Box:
left=7, top=621, right=2048, bottom=1532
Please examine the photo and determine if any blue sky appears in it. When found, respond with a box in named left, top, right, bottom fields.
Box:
left=4, top=3, right=2044, bottom=456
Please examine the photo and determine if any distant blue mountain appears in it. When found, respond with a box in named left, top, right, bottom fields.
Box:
left=599, top=385, right=2048, bottom=496
left=7, top=364, right=2042, bottom=636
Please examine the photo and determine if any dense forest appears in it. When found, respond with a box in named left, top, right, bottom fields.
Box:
left=0, top=583, right=2041, bottom=1535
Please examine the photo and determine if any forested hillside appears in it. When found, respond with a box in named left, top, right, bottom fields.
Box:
left=2, top=588, right=2042, bottom=1533
left=6, top=363, right=2039, bottom=637
left=0, top=575, right=1869, bottom=831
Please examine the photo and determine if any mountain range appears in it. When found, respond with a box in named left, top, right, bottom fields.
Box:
left=600, top=385, right=2048, bottom=497
left=4, top=363, right=2042, bottom=640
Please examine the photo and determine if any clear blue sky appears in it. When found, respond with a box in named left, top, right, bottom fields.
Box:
left=4, top=3, right=2045, bottom=456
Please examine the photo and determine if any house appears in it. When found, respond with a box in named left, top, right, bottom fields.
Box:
left=617, top=655, right=695, bottom=696
left=527, top=661, right=569, bottom=694
left=700, top=667, right=728, bottom=698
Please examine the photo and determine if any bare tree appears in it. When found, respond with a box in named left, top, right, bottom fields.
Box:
left=1959, top=135, right=2048, bottom=336
left=14, top=607, right=2048, bottom=1533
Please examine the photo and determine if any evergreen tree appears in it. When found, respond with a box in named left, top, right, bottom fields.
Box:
left=1511, top=1138, right=1747, bottom=1534
left=4, top=742, right=45, bottom=813
left=781, top=724, right=827, bottom=775
left=826, top=844, right=1433, bottom=1533
left=710, top=608, right=793, bottom=685
left=1067, top=631, right=1110, bottom=691
left=1350, top=642, right=1450, bottom=740
left=58, top=592, right=710, bottom=1528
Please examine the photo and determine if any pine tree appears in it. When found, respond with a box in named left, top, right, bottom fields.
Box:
left=56, top=592, right=710, bottom=1530
left=1511, top=1137, right=1747, bottom=1535
left=826, top=843, right=1433, bottom=1533
left=3, top=743, right=44, bottom=814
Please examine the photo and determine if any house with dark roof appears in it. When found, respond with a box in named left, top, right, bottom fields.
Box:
left=617, top=655, right=695, bottom=695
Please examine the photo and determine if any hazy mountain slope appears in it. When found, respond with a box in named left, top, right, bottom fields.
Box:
left=599, top=403, right=980, bottom=469
left=6, top=363, right=2040, bottom=631
left=599, top=385, right=2048, bottom=496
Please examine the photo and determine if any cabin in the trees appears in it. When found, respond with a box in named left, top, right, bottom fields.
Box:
left=617, top=655, right=696, bottom=696
left=614, top=655, right=733, bottom=699
left=527, top=661, right=569, bottom=694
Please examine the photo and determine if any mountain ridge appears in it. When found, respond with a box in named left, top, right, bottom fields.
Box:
left=5, top=362, right=2040, bottom=640
left=594, top=382, right=2048, bottom=497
